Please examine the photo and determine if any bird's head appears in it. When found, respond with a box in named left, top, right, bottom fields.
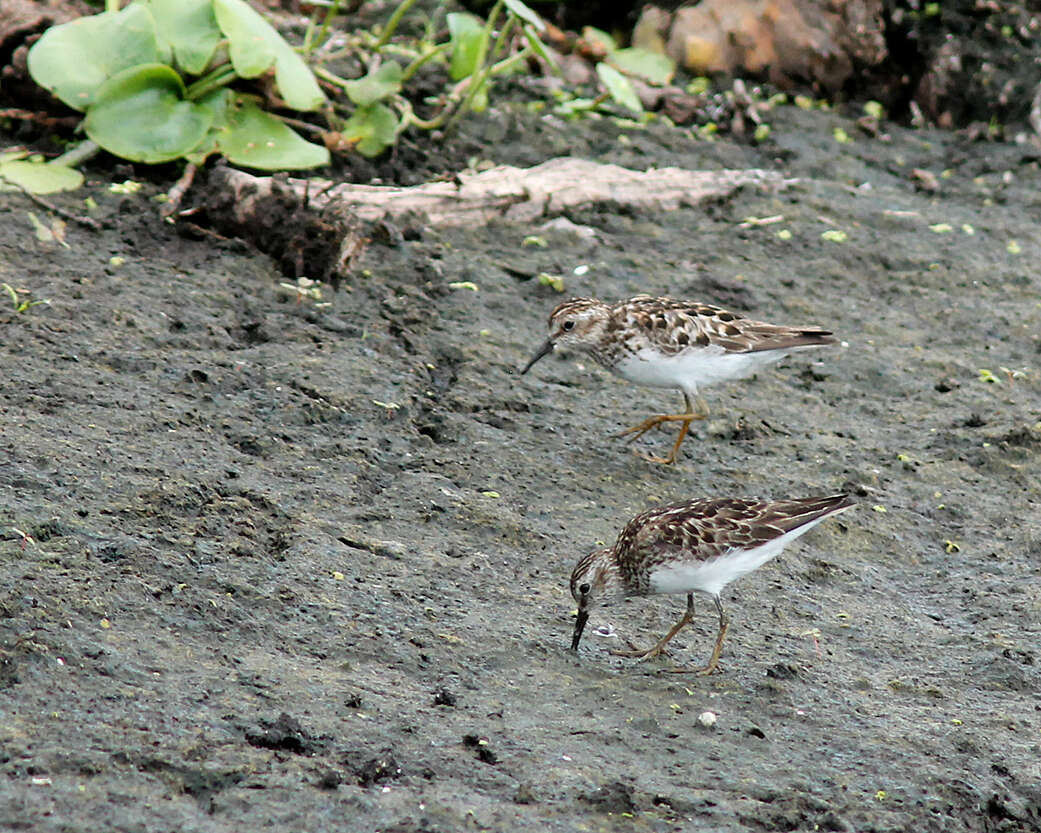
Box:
left=520, top=298, right=610, bottom=374
left=569, top=547, right=621, bottom=651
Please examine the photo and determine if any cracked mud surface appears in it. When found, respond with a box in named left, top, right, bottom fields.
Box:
left=2, top=103, right=1040, bottom=831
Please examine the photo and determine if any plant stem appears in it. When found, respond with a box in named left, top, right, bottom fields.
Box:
left=393, top=97, right=421, bottom=131
left=486, top=14, right=516, bottom=67
left=423, top=0, right=450, bottom=42
left=488, top=45, right=532, bottom=77
left=400, top=43, right=450, bottom=83
left=105, top=0, right=121, bottom=12
left=185, top=64, right=238, bottom=101
left=314, top=65, right=354, bottom=92
left=475, top=0, right=504, bottom=69
left=396, top=95, right=448, bottom=132
left=52, top=140, right=101, bottom=168
left=312, top=36, right=378, bottom=64
left=303, top=14, right=317, bottom=53
left=443, top=0, right=505, bottom=132
left=274, top=114, right=326, bottom=136
left=375, top=0, right=420, bottom=49
left=308, top=0, right=343, bottom=56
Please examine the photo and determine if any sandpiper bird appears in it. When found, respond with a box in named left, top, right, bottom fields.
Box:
left=569, top=494, right=854, bottom=674
left=520, top=295, right=838, bottom=464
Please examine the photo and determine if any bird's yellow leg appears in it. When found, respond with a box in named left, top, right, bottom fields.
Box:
left=664, top=596, right=729, bottom=675
left=617, top=394, right=709, bottom=464
left=610, top=594, right=695, bottom=659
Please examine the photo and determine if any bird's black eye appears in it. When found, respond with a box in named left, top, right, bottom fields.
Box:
left=579, top=583, right=590, bottom=595
left=562, top=320, right=575, bottom=331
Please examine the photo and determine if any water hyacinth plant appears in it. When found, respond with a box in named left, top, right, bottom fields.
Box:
left=27, top=0, right=330, bottom=171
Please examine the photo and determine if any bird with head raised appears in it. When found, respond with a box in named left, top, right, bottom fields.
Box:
left=521, top=295, right=838, bottom=464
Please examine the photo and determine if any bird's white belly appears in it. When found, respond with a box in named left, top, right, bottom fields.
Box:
left=648, top=522, right=823, bottom=598
left=613, top=346, right=786, bottom=391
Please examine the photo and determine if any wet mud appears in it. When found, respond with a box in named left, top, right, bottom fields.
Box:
left=2, top=101, right=1040, bottom=830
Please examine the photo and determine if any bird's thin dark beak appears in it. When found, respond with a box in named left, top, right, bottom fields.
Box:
left=570, top=607, right=589, bottom=652
left=520, top=339, right=554, bottom=375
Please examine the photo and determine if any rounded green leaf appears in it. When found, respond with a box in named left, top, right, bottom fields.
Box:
left=212, top=0, right=276, bottom=76
left=27, top=4, right=161, bottom=112
left=608, top=48, right=675, bottom=86
left=212, top=0, right=325, bottom=111
left=448, top=13, right=485, bottom=81
left=0, top=160, right=84, bottom=194
left=596, top=63, right=643, bottom=114
left=182, top=88, right=230, bottom=165
left=217, top=97, right=330, bottom=170
left=146, top=0, right=221, bottom=75
left=344, top=62, right=403, bottom=108
left=84, top=64, right=213, bottom=163
left=342, top=103, right=399, bottom=158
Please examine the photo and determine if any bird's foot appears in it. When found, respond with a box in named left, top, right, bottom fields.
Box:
left=616, top=414, right=672, bottom=444
left=610, top=644, right=671, bottom=661
left=617, top=411, right=705, bottom=464
left=635, top=449, right=679, bottom=465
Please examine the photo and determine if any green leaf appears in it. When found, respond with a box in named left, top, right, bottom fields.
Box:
left=182, top=87, right=231, bottom=165
left=536, top=272, right=564, bottom=292
left=447, top=12, right=485, bottom=81
left=212, top=0, right=325, bottom=111
left=342, top=103, right=399, bottom=158
left=607, top=48, right=675, bottom=85
left=504, top=0, right=543, bottom=30
left=145, top=0, right=221, bottom=75
left=554, top=97, right=597, bottom=117
left=183, top=135, right=219, bottom=166
left=522, top=24, right=559, bottom=75
left=344, top=62, right=403, bottom=107
left=195, top=85, right=233, bottom=125
left=0, top=160, right=84, bottom=194
left=212, top=0, right=273, bottom=77
left=84, top=64, right=213, bottom=163
left=217, top=96, right=330, bottom=170
left=596, top=63, right=642, bottom=114
left=27, top=3, right=161, bottom=111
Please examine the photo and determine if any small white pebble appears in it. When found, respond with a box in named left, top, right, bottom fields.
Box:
left=698, top=711, right=717, bottom=728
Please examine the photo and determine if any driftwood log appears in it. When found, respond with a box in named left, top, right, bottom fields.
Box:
left=197, top=158, right=790, bottom=285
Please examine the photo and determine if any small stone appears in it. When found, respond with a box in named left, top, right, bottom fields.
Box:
left=433, top=688, right=457, bottom=707
left=513, top=783, right=538, bottom=804
left=698, top=710, right=717, bottom=728
left=317, top=769, right=342, bottom=790
left=767, top=662, right=799, bottom=680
